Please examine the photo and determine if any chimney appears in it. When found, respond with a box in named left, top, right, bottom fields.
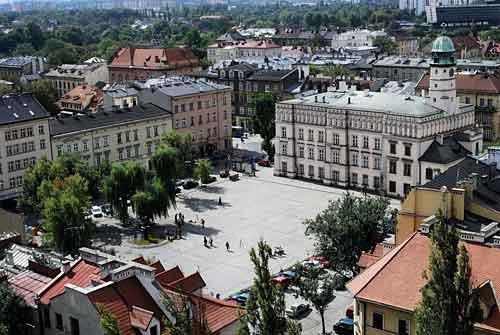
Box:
left=5, top=250, right=14, bottom=265
left=61, top=260, right=71, bottom=274
left=129, top=47, right=135, bottom=66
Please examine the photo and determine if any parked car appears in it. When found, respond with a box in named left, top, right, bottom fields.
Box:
left=257, top=159, right=272, bottom=167
left=280, top=270, right=299, bottom=284
left=307, top=255, right=330, bottom=269
left=220, top=170, right=229, bottom=178
left=91, top=206, right=103, bottom=218
left=333, top=318, right=354, bottom=334
left=228, top=291, right=250, bottom=305
left=271, top=274, right=291, bottom=288
left=101, top=204, right=112, bottom=216
left=229, top=173, right=239, bottom=181
left=183, top=179, right=199, bottom=189
left=301, top=259, right=324, bottom=270
left=286, top=304, right=311, bottom=319
left=202, top=176, right=217, bottom=184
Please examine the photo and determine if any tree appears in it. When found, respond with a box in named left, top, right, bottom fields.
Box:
left=163, top=292, right=210, bottom=335
left=193, top=159, right=213, bottom=184
left=239, top=240, right=288, bottom=335
left=251, top=93, right=276, bottom=160
left=184, top=28, right=202, bottom=49
left=23, top=80, right=58, bottom=115
left=295, top=265, right=336, bottom=334
left=42, top=174, right=94, bottom=255
left=304, top=193, right=392, bottom=276
left=104, top=161, right=145, bottom=224
left=25, top=22, right=44, bottom=50
left=97, top=304, right=121, bottom=335
left=373, top=35, right=397, bottom=55
left=0, top=282, right=32, bottom=335
left=323, top=64, right=351, bottom=79
left=162, top=131, right=193, bottom=177
left=415, top=214, right=482, bottom=335
left=18, top=156, right=53, bottom=215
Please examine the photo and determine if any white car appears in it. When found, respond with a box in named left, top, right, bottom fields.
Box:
left=91, top=206, right=103, bottom=218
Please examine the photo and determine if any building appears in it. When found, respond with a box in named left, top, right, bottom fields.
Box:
left=0, top=56, right=46, bottom=82
left=423, top=36, right=482, bottom=59
left=417, top=71, right=500, bottom=141
left=197, top=62, right=302, bottom=130
left=372, top=56, right=430, bottom=82
left=0, top=93, right=52, bottom=200
left=347, top=231, right=500, bottom=335
left=272, top=29, right=324, bottom=47
left=44, top=62, right=108, bottom=97
left=108, top=47, right=201, bottom=83
left=136, top=76, right=233, bottom=154
left=102, top=83, right=139, bottom=109
left=274, top=36, right=481, bottom=197
left=427, top=2, right=500, bottom=26
left=393, top=31, right=419, bottom=57
left=49, top=103, right=172, bottom=168
left=57, top=85, right=103, bottom=113
left=400, top=0, right=425, bottom=15
left=207, top=40, right=282, bottom=64
left=331, top=29, right=387, bottom=50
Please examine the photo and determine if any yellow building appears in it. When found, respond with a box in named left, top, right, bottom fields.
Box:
left=396, top=156, right=500, bottom=245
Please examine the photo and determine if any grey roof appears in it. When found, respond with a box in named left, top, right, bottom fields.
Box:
left=103, top=83, right=139, bottom=98
left=247, top=69, right=296, bottom=82
left=225, top=62, right=258, bottom=72
left=0, top=93, right=50, bottom=126
left=49, top=103, right=170, bottom=136
left=372, top=56, right=430, bottom=68
left=419, top=137, right=471, bottom=163
left=0, top=56, right=37, bottom=68
left=216, top=31, right=245, bottom=42
left=45, top=63, right=103, bottom=78
left=140, top=76, right=230, bottom=97
left=281, top=90, right=442, bottom=117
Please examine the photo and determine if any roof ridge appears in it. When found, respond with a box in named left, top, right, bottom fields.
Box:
left=347, top=232, right=418, bottom=296
left=38, top=258, right=82, bottom=299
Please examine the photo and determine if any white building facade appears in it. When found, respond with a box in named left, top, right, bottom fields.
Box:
left=274, top=36, right=481, bottom=198
left=331, top=29, right=387, bottom=50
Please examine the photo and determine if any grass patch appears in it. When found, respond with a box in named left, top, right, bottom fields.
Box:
left=132, top=239, right=151, bottom=246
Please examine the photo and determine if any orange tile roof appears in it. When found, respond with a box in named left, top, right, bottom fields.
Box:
left=130, top=306, right=154, bottom=330
left=150, top=261, right=165, bottom=275
left=191, top=295, right=243, bottom=333
left=358, top=244, right=387, bottom=269
left=170, top=271, right=206, bottom=293
left=8, top=270, right=52, bottom=307
left=58, top=85, right=103, bottom=112
left=155, top=266, right=184, bottom=287
left=39, top=259, right=102, bottom=304
left=110, top=47, right=200, bottom=70
left=417, top=72, right=500, bottom=94
left=348, top=232, right=500, bottom=333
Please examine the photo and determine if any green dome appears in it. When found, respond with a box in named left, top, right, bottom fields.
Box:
left=431, top=36, right=455, bottom=53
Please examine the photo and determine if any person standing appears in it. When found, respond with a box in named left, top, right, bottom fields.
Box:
left=204, top=236, right=208, bottom=247
left=225, top=241, right=230, bottom=252
left=209, top=237, right=213, bottom=247
left=201, top=218, right=205, bottom=229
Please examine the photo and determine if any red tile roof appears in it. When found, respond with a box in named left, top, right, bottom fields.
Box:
left=8, top=270, right=52, bottom=307
left=58, top=85, right=103, bottom=113
left=155, top=266, right=184, bottom=287
left=191, top=295, right=242, bottom=333
left=110, top=47, right=200, bottom=70
left=417, top=72, right=500, bottom=94
left=347, top=232, right=500, bottom=333
left=39, top=259, right=102, bottom=304
left=150, top=261, right=165, bottom=275
left=131, top=256, right=147, bottom=265
left=88, top=277, right=163, bottom=335
left=169, top=271, right=206, bottom=293
left=452, top=36, right=481, bottom=50
left=358, top=244, right=386, bottom=269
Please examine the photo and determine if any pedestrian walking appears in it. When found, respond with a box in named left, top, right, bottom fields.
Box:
left=203, top=236, right=207, bottom=247
left=239, top=239, right=243, bottom=248
left=201, top=218, right=205, bottom=229
left=218, top=196, right=222, bottom=206
left=225, top=241, right=230, bottom=252
left=209, top=237, right=213, bottom=247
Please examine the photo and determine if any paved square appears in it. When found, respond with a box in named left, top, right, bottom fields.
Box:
left=103, top=167, right=400, bottom=334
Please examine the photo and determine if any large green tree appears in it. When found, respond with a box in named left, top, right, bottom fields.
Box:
left=373, top=35, right=398, bottom=55
left=163, top=293, right=210, bottom=335
left=415, top=214, right=482, bottom=335
left=0, top=282, right=32, bottom=335
left=104, top=161, right=145, bottom=224
left=41, top=174, right=94, bottom=254
left=251, top=93, right=276, bottom=160
left=193, top=159, right=213, bottom=184
left=304, top=193, right=392, bottom=276
left=162, top=131, right=193, bottom=178
left=239, top=240, right=288, bottom=335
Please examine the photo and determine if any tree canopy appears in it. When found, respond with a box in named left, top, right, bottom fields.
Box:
left=0, top=282, right=33, bottom=335
left=251, top=93, right=276, bottom=160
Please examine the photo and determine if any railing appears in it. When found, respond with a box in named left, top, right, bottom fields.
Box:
left=366, top=326, right=398, bottom=335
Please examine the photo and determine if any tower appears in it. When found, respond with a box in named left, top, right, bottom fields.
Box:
left=428, top=35, right=457, bottom=114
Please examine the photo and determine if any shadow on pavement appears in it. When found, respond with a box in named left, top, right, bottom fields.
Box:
left=198, top=185, right=225, bottom=194
left=93, top=224, right=130, bottom=246
left=182, top=197, right=232, bottom=212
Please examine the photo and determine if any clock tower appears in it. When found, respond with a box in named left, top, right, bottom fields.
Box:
left=428, top=36, right=457, bottom=114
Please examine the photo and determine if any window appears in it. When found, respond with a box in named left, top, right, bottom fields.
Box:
left=281, top=161, right=287, bottom=174
left=332, top=170, right=339, bottom=182
left=390, top=142, right=396, bottom=154
left=372, top=312, right=384, bottom=330
left=308, top=129, right=314, bottom=141
left=318, top=167, right=325, bottom=179
left=352, top=135, right=358, bottom=147
left=465, top=97, right=471, bottom=104
left=147, top=143, right=153, bottom=155
left=298, top=164, right=304, bottom=176
left=404, top=163, right=411, bottom=177
left=374, top=176, right=381, bottom=189
left=281, top=127, right=287, bottom=138
left=389, top=181, right=396, bottom=193
left=308, top=148, right=314, bottom=160
left=362, top=174, right=368, bottom=186
left=198, top=101, right=202, bottom=109
left=352, top=153, right=358, bottom=166
left=118, top=148, right=124, bottom=160
left=351, top=173, right=358, bottom=185
left=318, top=148, right=325, bottom=161
left=318, top=131, right=324, bottom=143
left=362, top=155, right=369, bottom=168
left=389, top=161, right=397, bottom=174
left=298, top=128, right=304, bottom=140
left=154, top=126, right=159, bottom=137
left=374, top=157, right=381, bottom=170
left=333, top=133, right=340, bottom=145
left=150, top=325, right=158, bottom=335
left=83, top=140, right=88, bottom=152
left=133, top=130, right=138, bottom=141
left=146, top=127, right=151, bottom=138
left=398, top=319, right=410, bottom=335
left=404, top=183, right=411, bottom=195
left=425, top=168, right=433, bottom=180
left=281, top=143, right=287, bottom=155
left=103, top=136, right=109, bottom=147
left=70, top=317, right=80, bottom=335
left=404, top=144, right=411, bottom=156
left=73, top=143, right=79, bottom=152
left=363, top=136, right=369, bottom=149
left=134, top=145, right=139, bottom=157
left=332, top=150, right=340, bottom=164
left=117, top=133, right=122, bottom=144
left=308, top=165, right=314, bottom=177
left=40, top=139, right=46, bottom=150
left=480, top=98, right=485, bottom=106
left=299, top=146, right=304, bottom=158
left=57, top=145, right=63, bottom=156
left=56, top=313, right=63, bottom=331
left=38, top=125, right=45, bottom=135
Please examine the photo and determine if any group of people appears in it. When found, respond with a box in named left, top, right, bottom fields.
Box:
left=174, top=212, right=186, bottom=239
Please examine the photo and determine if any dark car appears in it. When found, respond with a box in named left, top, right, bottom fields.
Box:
left=286, top=304, right=311, bottom=319
left=101, top=204, right=113, bottom=216
left=333, top=318, right=354, bottom=334
left=183, top=179, right=199, bottom=189
left=228, top=291, right=250, bottom=305
left=257, top=159, right=272, bottom=167
left=229, top=173, right=239, bottom=181
left=220, top=170, right=229, bottom=178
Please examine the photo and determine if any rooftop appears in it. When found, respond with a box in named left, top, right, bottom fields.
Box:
left=140, top=76, right=230, bottom=97
left=417, top=72, right=500, bottom=94
left=432, top=35, right=456, bottom=53
left=0, top=93, right=50, bottom=125
left=419, top=136, right=471, bottom=164
left=373, top=56, right=430, bottom=68
left=45, top=63, right=104, bottom=78
left=109, top=47, right=200, bottom=69
left=8, top=270, right=53, bottom=307
left=48, top=103, right=170, bottom=137
left=280, top=89, right=444, bottom=117
left=0, top=56, right=39, bottom=68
